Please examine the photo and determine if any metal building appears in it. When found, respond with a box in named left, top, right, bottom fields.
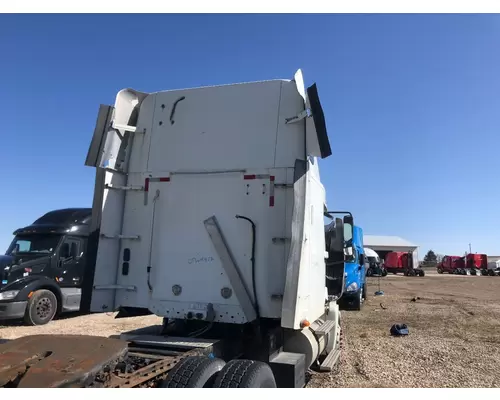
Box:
left=363, top=235, right=419, bottom=267
left=487, top=255, right=500, bottom=263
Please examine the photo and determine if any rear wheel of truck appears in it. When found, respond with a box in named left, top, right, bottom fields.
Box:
left=24, top=289, right=58, bottom=326
left=213, top=359, right=277, bottom=388
left=159, top=356, right=226, bottom=388
left=437, top=268, right=443, bottom=274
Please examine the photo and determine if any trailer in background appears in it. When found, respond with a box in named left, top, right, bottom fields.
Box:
left=486, top=260, right=500, bottom=276
left=384, top=251, right=425, bottom=277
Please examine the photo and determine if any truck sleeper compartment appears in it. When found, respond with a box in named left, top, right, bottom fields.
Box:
left=88, top=70, right=332, bottom=332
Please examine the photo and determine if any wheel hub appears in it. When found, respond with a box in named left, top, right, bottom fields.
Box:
left=36, top=298, right=53, bottom=319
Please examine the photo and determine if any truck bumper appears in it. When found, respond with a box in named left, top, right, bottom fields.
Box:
left=0, top=301, right=27, bottom=320
left=342, top=288, right=361, bottom=303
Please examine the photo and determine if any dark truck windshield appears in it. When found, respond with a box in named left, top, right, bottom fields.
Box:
left=6, top=234, right=62, bottom=255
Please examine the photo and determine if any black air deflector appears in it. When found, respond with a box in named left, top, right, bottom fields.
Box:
left=307, top=83, right=332, bottom=159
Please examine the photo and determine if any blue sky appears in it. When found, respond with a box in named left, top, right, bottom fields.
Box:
left=1, top=14, right=499, bottom=257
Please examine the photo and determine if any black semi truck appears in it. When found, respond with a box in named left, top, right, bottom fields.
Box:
left=0, top=208, right=92, bottom=325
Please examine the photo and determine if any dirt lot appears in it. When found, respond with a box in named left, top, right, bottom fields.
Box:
left=309, top=272, right=500, bottom=388
left=2, top=272, right=500, bottom=388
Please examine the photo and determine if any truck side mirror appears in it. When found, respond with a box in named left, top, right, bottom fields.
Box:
left=61, top=243, right=70, bottom=259
left=359, top=253, right=365, bottom=266
left=343, top=214, right=354, bottom=227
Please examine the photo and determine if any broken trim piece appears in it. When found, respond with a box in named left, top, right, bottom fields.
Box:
left=307, top=83, right=331, bottom=159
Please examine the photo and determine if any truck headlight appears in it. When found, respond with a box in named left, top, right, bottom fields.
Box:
left=346, top=282, right=358, bottom=292
left=0, top=290, right=19, bottom=300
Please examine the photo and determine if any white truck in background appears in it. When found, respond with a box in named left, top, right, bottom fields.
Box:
left=0, top=70, right=353, bottom=388
left=364, top=247, right=387, bottom=277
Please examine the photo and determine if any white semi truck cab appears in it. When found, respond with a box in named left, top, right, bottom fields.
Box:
left=0, top=70, right=353, bottom=388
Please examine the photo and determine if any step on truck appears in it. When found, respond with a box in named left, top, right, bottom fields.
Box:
left=0, top=69, right=352, bottom=388
left=0, top=208, right=92, bottom=325
left=384, top=251, right=425, bottom=277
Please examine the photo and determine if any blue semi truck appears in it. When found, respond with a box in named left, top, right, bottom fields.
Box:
left=340, top=224, right=367, bottom=310
left=325, top=213, right=367, bottom=311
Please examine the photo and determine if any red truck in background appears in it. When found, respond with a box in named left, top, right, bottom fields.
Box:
left=465, top=253, right=488, bottom=275
left=437, top=253, right=497, bottom=276
left=436, top=256, right=464, bottom=274
left=384, top=251, right=425, bottom=277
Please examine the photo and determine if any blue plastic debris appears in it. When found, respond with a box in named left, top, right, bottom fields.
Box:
left=390, top=324, right=409, bottom=336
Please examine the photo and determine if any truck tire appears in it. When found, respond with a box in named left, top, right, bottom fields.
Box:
left=351, top=289, right=363, bottom=311
left=213, top=359, right=277, bottom=388
left=159, top=356, right=226, bottom=388
left=381, top=268, right=388, bottom=277
left=418, top=270, right=425, bottom=277
left=437, top=268, right=443, bottom=274
left=24, top=289, right=58, bottom=326
left=366, top=268, right=373, bottom=277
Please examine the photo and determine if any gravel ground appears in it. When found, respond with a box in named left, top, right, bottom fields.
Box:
left=308, top=273, right=500, bottom=388
left=2, top=272, right=500, bottom=388
left=0, top=312, right=163, bottom=340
